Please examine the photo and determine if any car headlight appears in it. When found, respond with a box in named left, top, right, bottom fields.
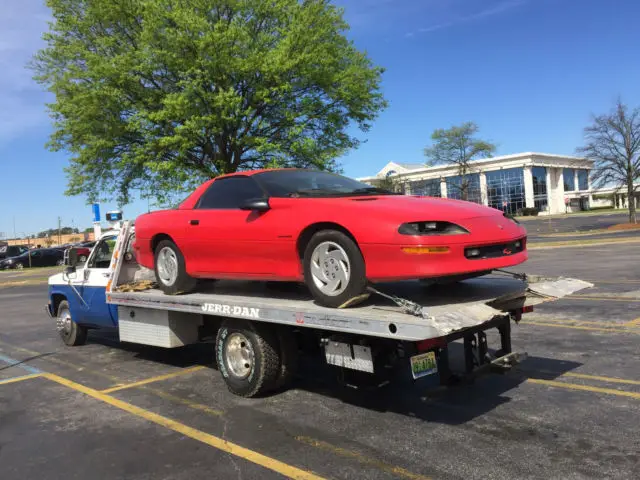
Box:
left=5, top=259, right=13, bottom=264
left=398, top=221, right=469, bottom=235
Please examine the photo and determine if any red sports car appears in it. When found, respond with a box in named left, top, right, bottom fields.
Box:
left=134, top=169, right=527, bottom=308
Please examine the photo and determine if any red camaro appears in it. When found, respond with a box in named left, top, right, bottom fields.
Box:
left=134, top=169, right=527, bottom=307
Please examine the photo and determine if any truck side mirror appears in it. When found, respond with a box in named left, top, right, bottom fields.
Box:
left=66, top=247, right=79, bottom=269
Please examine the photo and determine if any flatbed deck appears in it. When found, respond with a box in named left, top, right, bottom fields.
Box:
left=108, top=275, right=592, bottom=341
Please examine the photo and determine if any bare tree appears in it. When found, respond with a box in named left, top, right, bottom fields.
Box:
left=424, top=122, right=495, bottom=201
left=578, top=100, right=640, bottom=223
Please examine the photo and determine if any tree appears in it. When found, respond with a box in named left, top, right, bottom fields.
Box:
left=578, top=100, right=639, bottom=223
left=423, top=122, right=495, bottom=201
left=32, top=0, right=387, bottom=205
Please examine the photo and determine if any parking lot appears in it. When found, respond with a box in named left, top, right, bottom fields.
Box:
left=1, top=220, right=639, bottom=479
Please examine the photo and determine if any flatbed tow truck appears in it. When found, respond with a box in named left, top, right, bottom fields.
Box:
left=47, top=220, right=593, bottom=397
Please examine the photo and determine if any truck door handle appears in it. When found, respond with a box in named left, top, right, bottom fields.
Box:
left=190, top=219, right=199, bottom=226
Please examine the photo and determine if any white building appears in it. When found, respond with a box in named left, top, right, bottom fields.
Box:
left=358, top=152, right=595, bottom=215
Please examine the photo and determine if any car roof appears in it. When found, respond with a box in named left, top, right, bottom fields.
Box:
left=215, top=168, right=319, bottom=180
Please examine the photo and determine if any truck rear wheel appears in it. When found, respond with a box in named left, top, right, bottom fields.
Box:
left=57, top=300, right=87, bottom=346
left=215, top=320, right=281, bottom=397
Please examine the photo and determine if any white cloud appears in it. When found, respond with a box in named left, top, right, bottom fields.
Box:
left=407, top=0, right=527, bottom=38
left=0, top=2, right=51, bottom=142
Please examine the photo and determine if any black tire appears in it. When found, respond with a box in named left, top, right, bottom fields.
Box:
left=303, top=230, right=367, bottom=308
left=154, top=239, right=197, bottom=295
left=274, top=327, right=299, bottom=389
left=57, top=300, right=87, bottom=346
left=215, top=320, right=281, bottom=397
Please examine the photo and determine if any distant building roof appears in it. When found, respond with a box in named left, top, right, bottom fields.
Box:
left=395, top=163, right=425, bottom=170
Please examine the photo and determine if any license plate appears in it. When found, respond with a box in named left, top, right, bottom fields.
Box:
left=410, top=351, right=438, bottom=379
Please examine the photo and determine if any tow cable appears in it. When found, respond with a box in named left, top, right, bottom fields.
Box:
left=366, top=285, right=434, bottom=320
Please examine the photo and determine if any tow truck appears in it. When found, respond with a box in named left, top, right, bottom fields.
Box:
left=46, top=219, right=592, bottom=397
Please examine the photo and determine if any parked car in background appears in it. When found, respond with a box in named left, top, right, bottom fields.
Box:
left=0, top=245, right=29, bottom=260
left=0, top=248, right=65, bottom=270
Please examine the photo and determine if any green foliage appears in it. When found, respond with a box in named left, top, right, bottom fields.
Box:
left=424, top=122, right=495, bottom=200
left=33, top=0, right=387, bottom=205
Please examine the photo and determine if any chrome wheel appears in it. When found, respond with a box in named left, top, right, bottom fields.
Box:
left=56, top=259, right=64, bottom=266
left=309, top=241, right=351, bottom=296
left=15, top=263, right=24, bottom=270
left=224, top=333, right=254, bottom=379
left=157, top=246, right=179, bottom=286
left=57, top=307, right=72, bottom=335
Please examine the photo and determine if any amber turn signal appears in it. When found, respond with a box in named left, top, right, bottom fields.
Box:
left=401, top=246, right=450, bottom=254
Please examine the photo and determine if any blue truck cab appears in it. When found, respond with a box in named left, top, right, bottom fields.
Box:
left=46, top=228, right=133, bottom=345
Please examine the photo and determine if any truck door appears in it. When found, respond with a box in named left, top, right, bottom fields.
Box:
left=79, top=234, right=118, bottom=327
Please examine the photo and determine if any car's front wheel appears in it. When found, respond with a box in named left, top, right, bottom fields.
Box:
left=154, top=239, right=197, bottom=295
left=303, top=230, right=368, bottom=308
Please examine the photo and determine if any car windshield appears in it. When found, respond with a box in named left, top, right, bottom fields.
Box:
left=254, top=170, right=397, bottom=198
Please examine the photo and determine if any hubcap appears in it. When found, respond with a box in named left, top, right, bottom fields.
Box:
left=310, top=241, right=351, bottom=296
left=224, top=333, right=254, bottom=379
left=16, top=263, right=24, bottom=269
left=157, top=247, right=179, bottom=286
left=57, top=308, right=72, bottom=335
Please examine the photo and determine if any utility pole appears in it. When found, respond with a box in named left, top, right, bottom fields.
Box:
left=13, top=216, right=16, bottom=240
left=58, top=216, right=62, bottom=246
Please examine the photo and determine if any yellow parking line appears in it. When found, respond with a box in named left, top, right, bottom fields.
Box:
left=562, top=372, right=640, bottom=386
left=528, top=238, right=640, bottom=250
left=523, top=321, right=635, bottom=333
left=527, top=378, right=640, bottom=400
left=142, top=386, right=224, bottom=416
left=0, top=373, right=43, bottom=385
left=43, top=373, right=324, bottom=480
left=624, top=317, right=640, bottom=327
left=296, top=436, right=431, bottom=480
left=100, top=366, right=206, bottom=393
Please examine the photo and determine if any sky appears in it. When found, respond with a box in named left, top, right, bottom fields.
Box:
left=1, top=0, right=639, bottom=237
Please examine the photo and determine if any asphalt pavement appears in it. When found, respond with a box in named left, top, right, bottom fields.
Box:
left=1, top=220, right=640, bottom=479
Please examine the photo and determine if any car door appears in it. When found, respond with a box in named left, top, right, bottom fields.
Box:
left=185, top=176, right=277, bottom=276
left=27, top=250, right=43, bottom=267
left=78, top=235, right=118, bottom=327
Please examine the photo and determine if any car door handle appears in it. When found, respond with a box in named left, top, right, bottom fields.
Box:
left=190, top=219, right=200, bottom=226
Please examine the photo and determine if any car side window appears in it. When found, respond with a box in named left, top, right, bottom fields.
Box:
left=197, top=177, right=264, bottom=209
left=88, top=237, right=116, bottom=269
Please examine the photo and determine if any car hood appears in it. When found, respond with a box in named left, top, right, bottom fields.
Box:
left=322, top=195, right=504, bottom=221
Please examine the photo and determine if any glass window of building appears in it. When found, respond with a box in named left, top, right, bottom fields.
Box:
left=411, top=178, right=441, bottom=197
left=485, top=168, right=525, bottom=214
left=577, top=169, right=589, bottom=190
left=446, top=174, right=481, bottom=203
left=532, top=166, right=548, bottom=212
left=563, top=168, right=575, bottom=191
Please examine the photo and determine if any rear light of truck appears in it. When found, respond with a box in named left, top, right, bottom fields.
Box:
left=416, top=337, right=447, bottom=352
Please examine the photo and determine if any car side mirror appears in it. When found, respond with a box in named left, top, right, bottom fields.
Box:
left=240, top=197, right=270, bottom=212
left=66, top=247, right=79, bottom=268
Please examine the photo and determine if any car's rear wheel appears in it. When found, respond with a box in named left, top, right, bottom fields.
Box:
left=15, top=263, right=24, bottom=270
left=303, top=230, right=367, bottom=308
left=154, top=239, right=197, bottom=295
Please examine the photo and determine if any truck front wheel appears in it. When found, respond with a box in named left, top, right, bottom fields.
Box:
left=57, top=300, right=87, bottom=346
left=215, top=320, right=281, bottom=397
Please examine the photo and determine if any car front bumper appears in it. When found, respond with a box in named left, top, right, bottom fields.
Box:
left=361, top=236, right=528, bottom=281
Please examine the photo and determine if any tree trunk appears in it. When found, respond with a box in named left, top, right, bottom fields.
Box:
left=628, top=179, right=637, bottom=224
